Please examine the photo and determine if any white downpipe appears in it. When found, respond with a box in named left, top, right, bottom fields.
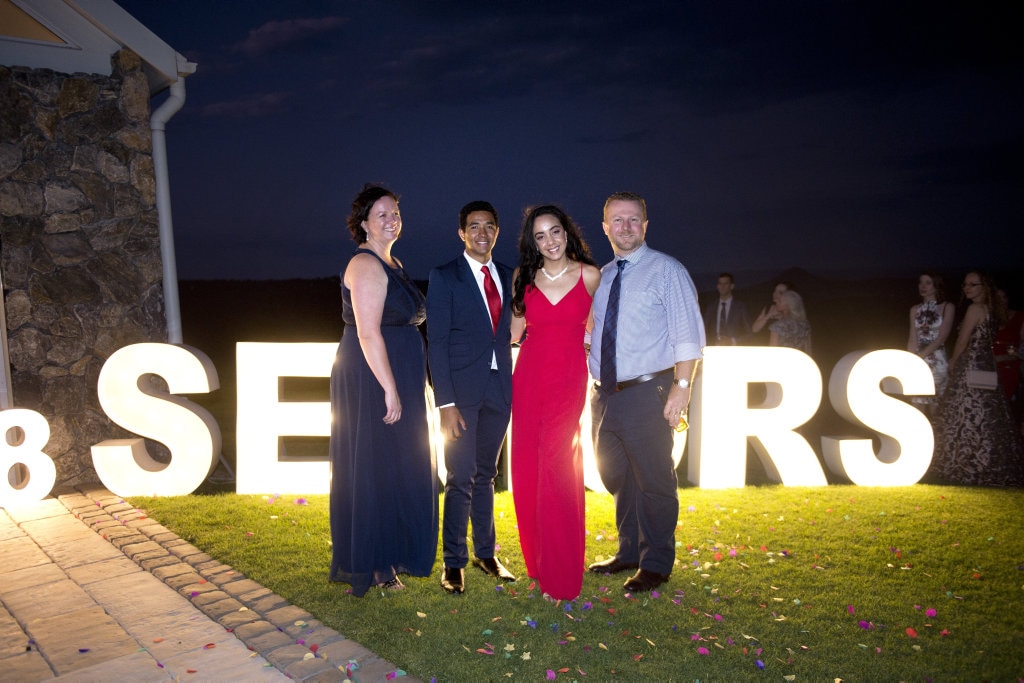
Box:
left=150, top=78, right=186, bottom=344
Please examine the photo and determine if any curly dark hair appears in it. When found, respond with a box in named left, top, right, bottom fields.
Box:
left=511, top=204, right=596, bottom=317
left=346, top=184, right=398, bottom=244
left=961, top=269, right=1007, bottom=326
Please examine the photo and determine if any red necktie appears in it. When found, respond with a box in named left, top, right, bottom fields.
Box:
left=481, top=265, right=501, bottom=334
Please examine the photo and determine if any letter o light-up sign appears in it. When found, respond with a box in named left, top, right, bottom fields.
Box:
left=91, top=343, right=222, bottom=496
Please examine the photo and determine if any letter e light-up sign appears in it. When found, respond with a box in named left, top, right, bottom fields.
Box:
left=822, top=350, right=934, bottom=485
left=235, top=342, right=336, bottom=494
left=92, top=343, right=222, bottom=496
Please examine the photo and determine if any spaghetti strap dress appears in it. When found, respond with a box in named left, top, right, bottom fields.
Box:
left=511, top=267, right=592, bottom=600
left=329, top=248, right=438, bottom=596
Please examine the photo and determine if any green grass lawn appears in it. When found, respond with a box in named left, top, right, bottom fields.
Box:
left=132, top=485, right=1024, bottom=681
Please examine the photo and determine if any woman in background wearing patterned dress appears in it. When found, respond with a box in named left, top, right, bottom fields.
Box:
left=930, top=271, right=1024, bottom=487
left=907, top=272, right=955, bottom=415
left=768, top=289, right=812, bottom=354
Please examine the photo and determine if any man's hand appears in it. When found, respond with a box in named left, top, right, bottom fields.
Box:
left=439, top=405, right=467, bottom=441
left=662, top=384, right=691, bottom=429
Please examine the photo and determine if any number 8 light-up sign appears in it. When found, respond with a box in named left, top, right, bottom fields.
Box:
left=1, top=409, right=55, bottom=506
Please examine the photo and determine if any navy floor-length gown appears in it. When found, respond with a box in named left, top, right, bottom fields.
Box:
left=329, top=249, right=438, bottom=596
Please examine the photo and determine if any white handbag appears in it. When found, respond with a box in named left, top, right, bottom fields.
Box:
left=966, top=369, right=998, bottom=390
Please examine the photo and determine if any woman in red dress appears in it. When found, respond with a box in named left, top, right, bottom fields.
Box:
left=509, top=205, right=601, bottom=600
left=993, top=289, right=1023, bottom=408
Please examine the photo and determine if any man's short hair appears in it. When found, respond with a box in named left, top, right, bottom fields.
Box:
left=459, top=201, right=498, bottom=229
left=603, top=191, right=647, bottom=221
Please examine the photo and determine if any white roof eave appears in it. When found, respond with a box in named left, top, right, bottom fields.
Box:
left=0, top=0, right=194, bottom=94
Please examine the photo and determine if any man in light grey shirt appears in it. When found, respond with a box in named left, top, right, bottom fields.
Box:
left=588, top=191, right=704, bottom=593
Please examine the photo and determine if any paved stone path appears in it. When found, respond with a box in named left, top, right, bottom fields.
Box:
left=0, top=484, right=417, bottom=681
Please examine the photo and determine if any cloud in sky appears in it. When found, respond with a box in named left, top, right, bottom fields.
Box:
left=199, top=91, right=293, bottom=118
left=233, top=16, right=349, bottom=58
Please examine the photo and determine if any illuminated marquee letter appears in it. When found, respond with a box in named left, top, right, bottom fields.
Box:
left=235, top=342, right=335, bottom=494
left=92, top=343, right=221, bottom=496
left=689, top=346, right=826, bottom=488
left=821, top=350, right=934, bottom=485
left=0, top=409, right=56, bottom=506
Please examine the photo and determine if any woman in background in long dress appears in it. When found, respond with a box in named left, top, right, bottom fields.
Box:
left=993, top=288, right=1023, bottom=407
left=907, top=272, right=955, bottom=415
left=509, top=204, right=600, bottom=601
left=329, top=185, right=438, bottom=595
left=931, top=271, right=1024, bottom=487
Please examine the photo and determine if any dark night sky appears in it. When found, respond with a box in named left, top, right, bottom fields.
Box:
left=115, top=1, right=1022, bottom=286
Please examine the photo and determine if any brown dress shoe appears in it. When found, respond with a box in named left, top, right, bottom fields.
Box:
left=440, top=566, right=464, bottom=594
left=588, top=557, right=639, bottom=574
left=472, top=557, right=516, bottom=581
left=623, top=569, right=670, bottom=592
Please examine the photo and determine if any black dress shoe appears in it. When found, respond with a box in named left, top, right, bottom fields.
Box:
left=588, top=557, right=640, bottom=574
left=623, top=569, right=670, bottom=592
left=440, top=566, right=464, bottom=594
left=472, top=557, right=516, bottom=581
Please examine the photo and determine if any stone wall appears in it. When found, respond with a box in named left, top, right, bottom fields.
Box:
left=0, top=49, right=167, bottom=486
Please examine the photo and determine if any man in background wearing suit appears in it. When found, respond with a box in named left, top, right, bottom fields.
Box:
left=426, top=201, right=517, bottom=595
left=703, top=272, right=751, bottom=345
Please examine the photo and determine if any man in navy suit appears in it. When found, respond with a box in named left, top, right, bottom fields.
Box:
left=703, top=272, right=751, bottom=345
left=426, top=201, right=517, bottom=594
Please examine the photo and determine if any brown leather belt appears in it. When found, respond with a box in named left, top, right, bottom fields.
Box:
left=596, top=368, right=674, bottom=392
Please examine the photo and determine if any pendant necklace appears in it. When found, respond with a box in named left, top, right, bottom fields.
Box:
left=541, top=263, right=570, bottom=281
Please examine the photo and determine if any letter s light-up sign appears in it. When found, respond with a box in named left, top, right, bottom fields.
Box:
left=91, top=343, right=221, bottom=496
left=822, top=350, right=934, bottom=485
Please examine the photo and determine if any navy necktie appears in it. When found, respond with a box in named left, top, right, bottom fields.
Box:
left=718, top=301, right=727, bottom=339
left=600, top=259, right=626, bottom=394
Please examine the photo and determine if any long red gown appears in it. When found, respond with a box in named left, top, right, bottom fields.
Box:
left=511, top=270, right=591, bottom=600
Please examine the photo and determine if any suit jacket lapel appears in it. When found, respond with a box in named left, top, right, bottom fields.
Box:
left=458, top=256, right=493, bottom=330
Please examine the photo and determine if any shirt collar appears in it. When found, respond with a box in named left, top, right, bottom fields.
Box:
left=463, top=252, right=494, bottom=271
left=614, top=242, right=648, bottom=268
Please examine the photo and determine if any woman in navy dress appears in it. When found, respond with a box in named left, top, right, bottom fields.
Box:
left=329, top=185, right=438, bottom=596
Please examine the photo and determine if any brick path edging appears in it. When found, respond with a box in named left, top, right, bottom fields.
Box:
left=57, top=484, right=413, bottom=682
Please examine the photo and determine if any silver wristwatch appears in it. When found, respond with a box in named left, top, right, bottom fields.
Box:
left=674, top=377, right=690, bottom=389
